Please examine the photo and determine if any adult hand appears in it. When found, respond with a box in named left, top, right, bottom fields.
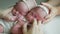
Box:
left=41, top=2, right=58, bottom=23
left=1, top=7, right=17, bottom=21
left=23, top=18, right=43, bottom=34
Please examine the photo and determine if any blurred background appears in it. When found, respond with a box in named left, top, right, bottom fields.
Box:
left=0, top=0, right=47, bottom=10
left=0, top=0, right=60, bottom=34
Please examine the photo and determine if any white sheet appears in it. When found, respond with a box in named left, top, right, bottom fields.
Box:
left=43, top=16, right=60, bottom=34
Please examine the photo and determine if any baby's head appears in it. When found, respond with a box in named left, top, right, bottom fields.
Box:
left=26, top=5, right=49, bottom=23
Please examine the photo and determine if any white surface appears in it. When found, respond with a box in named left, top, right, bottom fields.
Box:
left=43, top=16, right=60, bottom=34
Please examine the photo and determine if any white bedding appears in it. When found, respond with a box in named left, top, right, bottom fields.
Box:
left=43, top=16, right=60, bottom=34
